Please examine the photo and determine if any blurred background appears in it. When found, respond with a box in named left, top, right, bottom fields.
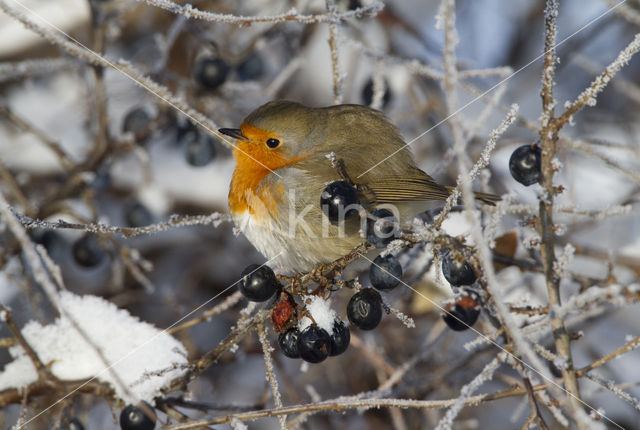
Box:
left=1, top=0, right=639, bottom=428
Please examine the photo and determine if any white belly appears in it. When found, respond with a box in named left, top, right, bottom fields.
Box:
left=233, top=211, right=323, bottom=273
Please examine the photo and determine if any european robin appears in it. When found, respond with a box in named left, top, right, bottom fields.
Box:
left=220, top=100, right=498, bottom=273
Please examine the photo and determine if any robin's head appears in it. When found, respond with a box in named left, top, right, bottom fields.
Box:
left=220, top=100, right=326, bottom=170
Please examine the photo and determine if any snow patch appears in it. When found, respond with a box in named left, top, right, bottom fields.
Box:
left=0, top=291, right=188, bottom=402
left=297, top=296, right=337, bottom=335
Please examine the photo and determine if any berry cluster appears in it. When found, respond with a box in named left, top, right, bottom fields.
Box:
left=238, top=265, right=352, bottom=363
left=193, top=53, right=265, bottom=91
left=440, top=250, right=481, bottom=331
left=120, top=107, right=223, bottom=168
left=237, top=256, right=401, bottom=361
left=320, top=180, right=399, bottom=248
left=237, top=179, right=492, bottom=362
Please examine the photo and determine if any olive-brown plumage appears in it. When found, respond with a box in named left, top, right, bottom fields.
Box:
left=221, top=100, right=496, bottom=273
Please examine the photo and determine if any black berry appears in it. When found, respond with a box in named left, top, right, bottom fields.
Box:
left=236, top=55, right=264, bottom=81
left=194, top=56, right=229, bottom=90
left=278, top=328, right=300, bottom=358
left=124, top=202, right=153, bottom=228
left=297, top=325, right=331, bottom=363
left=176, top=121, right=199, bottom=147
left=347, top=288, right=383, bottom=330
left=183, top=134, right=216, bottom=167
left=509, top=144, right=541, bottom=186
left=370, top=254, right=402, bottom=291
left=91, top=168, right=111, bottom=190
left=120, top=403, right=156, bottom=430
left=442, top=290, right=481, bottom=331
left=362, top=77, right=392, bottom=108
left=366, top=208, right=398, bottom=248
left=320, top=180, right=360, bottom=223
left=122, top=107, right=151, bottom=136
left=36, top=230, right=66, bottom=259
left=239, top=264, right=280, bottom=302
left=441, top=250, right=476, bottom=286
left=72, top=234, right=105, bottom=268
left=328, top=320, right=350, bottom=356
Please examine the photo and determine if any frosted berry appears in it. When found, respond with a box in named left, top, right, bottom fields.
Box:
left=278, top=328, right=300, bottom=358
left=239, top=264, right=279, bottom=302
left=72, top=234, right=105, bottom=268
left=297, top=325, right=331, bottom=363
left=509, top=144, right=541, bottom=186
left=442, top=290, right=481, bottom=331
left=124, top=202, right=152, bottom=228
left=370, top=254, right=402, bottom=291
left=120, top=403, right=156, bottom=430
left=347, top=288, right=383, bottom=330
left=362, top=77, right=392, bottom=108
left=328, top=320, right=350, bottom=356
left=194, top=57, right=229, bottom=90
left=442, top=250, right=476, bottom=286
left=122, top=107, right=150, bottom=136
left=236, top=55, right=263, bottom=81
left=320, top=180, right=360, bottom=223
left=366, top=208, right=398, bottom=248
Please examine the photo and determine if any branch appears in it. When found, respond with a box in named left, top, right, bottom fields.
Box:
left=134, top=0, right=383, bottom=25
left=163, top=384, right=548, bottom=429
left=558, top=33, right=640, bottom=126
left=537, top=0, right=583, bottom=418
left=13, top=210, right=229, bottom=238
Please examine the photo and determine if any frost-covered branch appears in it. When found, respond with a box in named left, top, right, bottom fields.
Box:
left=134, top=0, right=383, bottom=25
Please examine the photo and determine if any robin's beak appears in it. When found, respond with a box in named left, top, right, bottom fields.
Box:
left=219, top=128, right=248, bottom=141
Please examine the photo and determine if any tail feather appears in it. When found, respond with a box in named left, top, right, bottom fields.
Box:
left=444, top=186, right=500, bottom=206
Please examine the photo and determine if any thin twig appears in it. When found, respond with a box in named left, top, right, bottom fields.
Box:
left=257, top=322, right=286, bottom=429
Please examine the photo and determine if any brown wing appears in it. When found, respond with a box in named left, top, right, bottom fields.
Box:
left=365, top=172, right=450, bottom=203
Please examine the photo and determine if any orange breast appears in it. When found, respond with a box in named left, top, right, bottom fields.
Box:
left=228, top=123, right=303, bottom=221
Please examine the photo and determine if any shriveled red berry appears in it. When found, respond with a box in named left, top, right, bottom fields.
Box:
left=271, top=292, right=297, bottom=332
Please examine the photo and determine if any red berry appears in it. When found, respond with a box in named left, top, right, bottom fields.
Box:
left=271, top=292, right=297, bottom=332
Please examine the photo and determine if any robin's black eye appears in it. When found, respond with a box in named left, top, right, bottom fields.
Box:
left=266, top=138, right=280, bottom=148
